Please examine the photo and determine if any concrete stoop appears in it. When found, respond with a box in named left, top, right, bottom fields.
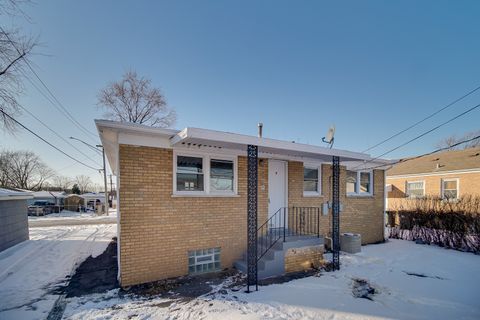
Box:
left=234, top=236, right=324, bottom=279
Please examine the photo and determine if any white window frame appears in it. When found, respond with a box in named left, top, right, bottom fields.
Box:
left=405, top=180, right=425, bottom=198
left=303, top=164, right=322, bottom=197
left=347, top=170, right=373, bottom=196
left=173, top=150, right=238, bottom=196
left=441, top=178, right=459, bottom=200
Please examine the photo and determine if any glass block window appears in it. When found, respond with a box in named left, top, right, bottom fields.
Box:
left=210, top=159, right=234, bottom=192
left=188, top=247, right=221, bottom=274
left=406, top=181, right=424, bottom=198
left=303, top=167, right=320, bottom=194
left=176, top=156, right=204, bottom=191
left=442, top=179, right=458, bottom=200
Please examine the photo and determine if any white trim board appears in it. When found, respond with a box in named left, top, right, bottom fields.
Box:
left=387, top=168, right=480, bottom=179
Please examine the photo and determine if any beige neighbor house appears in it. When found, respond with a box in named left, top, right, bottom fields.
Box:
left=96, top=120, right=391, bottom=287
left=386, top=147, right=480, bottom=210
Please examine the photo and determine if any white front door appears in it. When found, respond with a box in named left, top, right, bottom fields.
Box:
left=268, top=160, right=287, bottom=224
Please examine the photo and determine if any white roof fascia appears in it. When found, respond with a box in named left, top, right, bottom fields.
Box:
left=170, top=127, right=374, bottom=162
left=0, top=188, right=33, bottom=201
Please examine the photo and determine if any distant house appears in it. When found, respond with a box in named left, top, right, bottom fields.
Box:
left=386, top=147, right=480, bottom=210
left=0, top=188, right=32, bottom=252
left=28, top=191, right=66, bottom=207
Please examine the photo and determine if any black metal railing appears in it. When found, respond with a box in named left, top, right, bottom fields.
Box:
left=256, top=206, right=321, bottom=261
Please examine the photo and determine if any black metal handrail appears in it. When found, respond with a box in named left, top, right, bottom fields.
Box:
left=256, top=206, right=321, bottom=262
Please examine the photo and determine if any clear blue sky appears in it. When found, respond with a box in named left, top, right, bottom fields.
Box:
left=1, top=0, right=480, bottom=184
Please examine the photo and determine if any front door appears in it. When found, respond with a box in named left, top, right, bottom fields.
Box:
left=268, top=160, right=287, bottom=227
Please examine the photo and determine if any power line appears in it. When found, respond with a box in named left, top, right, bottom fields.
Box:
left=0, top=26, right=99, bottom=142
left=0, top=108, right=101, bottom=171
left=12, top=100, right=102, bottom=166
left=357, top=134, right=480, bottom=171
left=362, top=84, right=480, bottom=153
left=353, top=102, right=480, bottom=170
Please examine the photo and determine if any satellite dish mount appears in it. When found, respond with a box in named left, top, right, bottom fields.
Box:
left=322, top=125, right=335, bottom=149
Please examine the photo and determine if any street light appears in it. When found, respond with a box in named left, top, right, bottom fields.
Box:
left=69, top=136, right=109, bottom=215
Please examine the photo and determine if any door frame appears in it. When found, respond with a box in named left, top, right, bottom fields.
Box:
left=268, top=159, right=288, bottom=219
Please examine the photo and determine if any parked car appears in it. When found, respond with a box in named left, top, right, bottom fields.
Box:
left=28, top=201, right=54, bottom=216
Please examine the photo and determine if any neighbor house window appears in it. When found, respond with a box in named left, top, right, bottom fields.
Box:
left=303, top=166, right=321, bottom=195
left=176, top=156, right=204, bottom=191
left=406, top=181, right=424, bottom=198
left=210, top=159, right=234, bottom=192
left=174, top=153, right=237, bottom=195
left=442, top=179, right=458, bottom=200
left=347, top=170, right=373, bottom=195
left=188, top=248, right=221, bottom=274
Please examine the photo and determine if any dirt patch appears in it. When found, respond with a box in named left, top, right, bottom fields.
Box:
left=63, top=237, right=119, bottom=298
left=352, top=278, right=377, bottom=300
left=124, top=269, right=240, bottom=300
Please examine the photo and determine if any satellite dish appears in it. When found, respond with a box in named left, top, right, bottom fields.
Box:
left=322, top=125, right=335, bottom=148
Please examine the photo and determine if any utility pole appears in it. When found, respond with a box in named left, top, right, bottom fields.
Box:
left=109, top=174, right=113, bottom=206
left=69, top=137, right=108, bottom=215
left=98, top=145, right=108, bottom=215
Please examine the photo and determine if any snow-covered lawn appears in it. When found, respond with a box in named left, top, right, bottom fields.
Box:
left=0, top=224, right=116, bottom=320
left=63, top=239, right=480, bottom=320
left=28, top=210, right=117, bottom=227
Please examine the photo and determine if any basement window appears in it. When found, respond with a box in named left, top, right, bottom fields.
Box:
left=188, top=248, right=221, bottom=274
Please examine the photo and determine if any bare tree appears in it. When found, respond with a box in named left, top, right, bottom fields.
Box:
left=0, top=0, right=37, bottom=132
left=97, top=70, right=176, bottom=127
left=435, top=130, right=480, bottom=150
left=74, top=174, right=92, bottom=194
left=0, top=150, right=54, bottom=190
left=52, top=175, right=73, bottom=191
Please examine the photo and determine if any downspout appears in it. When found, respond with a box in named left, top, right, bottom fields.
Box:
left=383, top=166, right=393, bottom=241
left=115, top=134, right=121, bottom=284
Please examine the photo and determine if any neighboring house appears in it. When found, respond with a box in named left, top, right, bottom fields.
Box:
left=96, top=120, right=390, bottom=287
left=0, top=188, right=32, bottom=252
left=386, top=147, right=480, bottom=210
left=28, top=191, right=66, bottom=207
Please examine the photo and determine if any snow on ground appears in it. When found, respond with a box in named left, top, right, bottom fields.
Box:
left=63, top=239, right=480, bottom=320
left=28, top=210, right=117, bottom=227
left=0, top=224, right=116, bottom=320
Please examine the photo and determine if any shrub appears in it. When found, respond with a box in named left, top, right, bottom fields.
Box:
left=387, top=195, right=480, bottom=253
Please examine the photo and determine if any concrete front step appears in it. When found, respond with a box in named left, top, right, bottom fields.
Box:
left=234, top=236, right=324, bottom=279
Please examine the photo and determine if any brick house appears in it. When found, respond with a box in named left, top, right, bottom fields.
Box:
left=96, top=120, right=390, bottom=287
left=386, top=147, right=480, bottom=210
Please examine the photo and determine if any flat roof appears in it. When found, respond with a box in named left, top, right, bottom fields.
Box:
left=95, top=119, right=391, bottom=174
left=0, top=188, right=33, bottom=201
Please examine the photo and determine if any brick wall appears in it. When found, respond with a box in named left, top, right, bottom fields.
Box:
left=0, top=199, right=29, bottom=252
left=118, top=145, right=385, bottom=286
left=288, top=161, right=385, bottom=244
left=387, top=172, right=480, bottom=210
left=118, top=145, right=268, bottom=286
left=284, top=245, right=324, bottom=273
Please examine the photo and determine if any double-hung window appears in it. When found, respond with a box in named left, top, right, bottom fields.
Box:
left=303, top=165, right=321, bottom=196
left=174, top=153, right=236, bottom=195
left=406, top=181, right=424, bottom=198
left=347, top=170, right=373, bottom=196
left=442, top=179, right=458, bottom=200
